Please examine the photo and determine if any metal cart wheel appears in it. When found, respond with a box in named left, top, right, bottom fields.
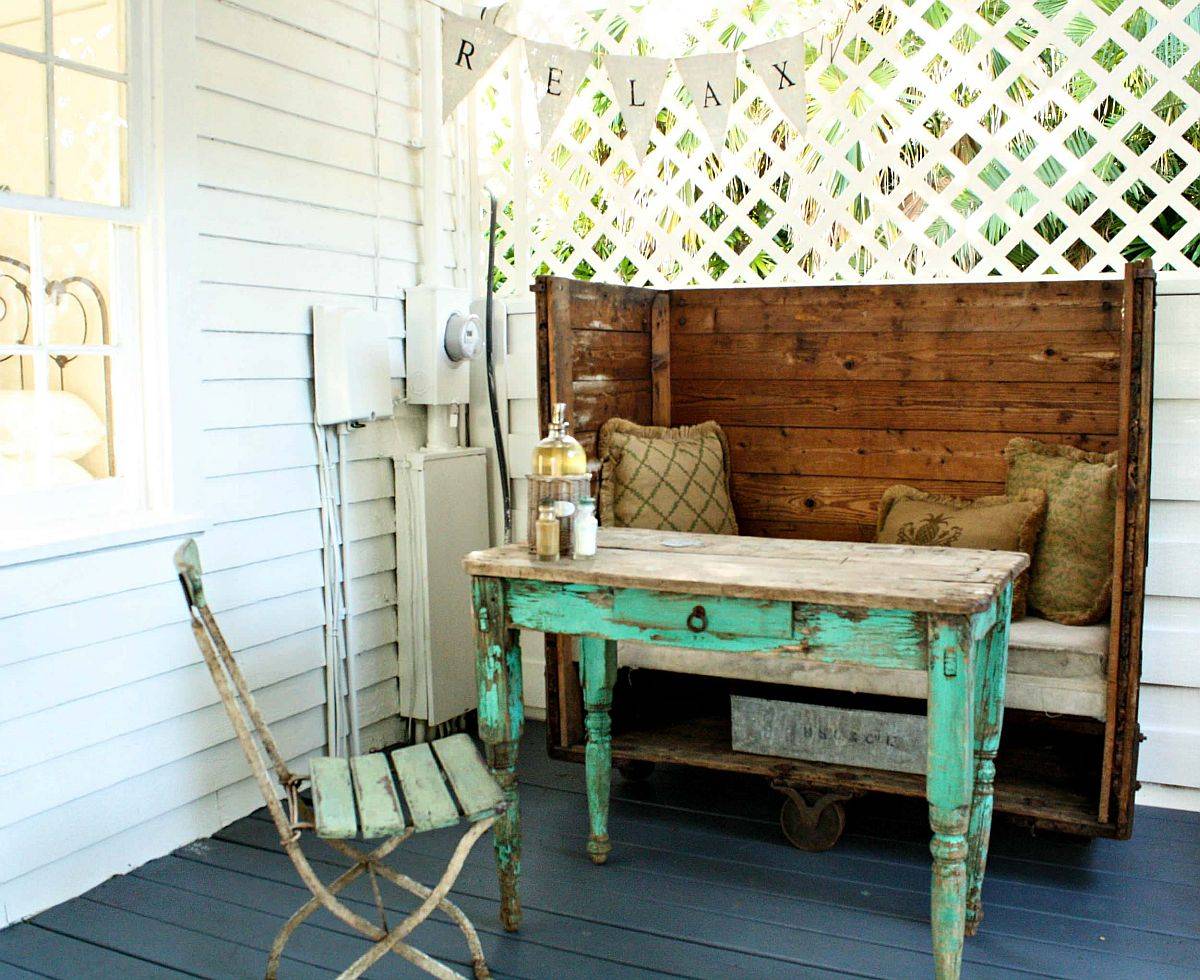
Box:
left=774, top=785, right=851, bottom=852
left=617, top=759, right=656, bottom=782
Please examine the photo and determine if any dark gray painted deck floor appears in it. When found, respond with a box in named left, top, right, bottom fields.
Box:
left=2, top=721, right=1197, bottom=979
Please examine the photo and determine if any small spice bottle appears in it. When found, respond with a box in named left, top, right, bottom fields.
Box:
left=534, top=499, right=560, bottom=561
left=573, top=497, right=597, bottom=558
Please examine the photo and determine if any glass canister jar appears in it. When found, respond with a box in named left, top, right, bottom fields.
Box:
left=532, top=402, right=587, bottom=477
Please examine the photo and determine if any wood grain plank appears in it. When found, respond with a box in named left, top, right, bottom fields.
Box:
left=348, top=754, right=405, bottom=837
left=431, top=733, right=506, bottom=821
left=668, top=279, right=1122, bottom=334
left=651, top=292, right=671, bottom=426
left=574, top=379, right=653, bottom=432
left=672, top=380, right=1120, bottom=433
left=464, top=529, right=1026, bottom=613
left=730, top=472, right=1004, bottom=531
left=724, top=426, right=1117, bottom=481
left=572, top=329, right=651, bottom=381
left=672, top=331, right=1120, bottom=383
left=310, top=757, right=357, bottom=839
left=390, top=743, right=460, bottom=831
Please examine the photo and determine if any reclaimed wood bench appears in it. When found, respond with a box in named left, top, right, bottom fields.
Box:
left=464, top=527, right=1027, bottom=980
left=532, top=262, right=1155, bottom=841
left=175, top=540, right=502, bottom=980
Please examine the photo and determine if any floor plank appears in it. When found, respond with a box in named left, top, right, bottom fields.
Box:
left=0, top=721, right=1195, bottom=980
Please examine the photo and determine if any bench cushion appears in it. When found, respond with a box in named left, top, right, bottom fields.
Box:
left=615, top=616, right=1109, bottom=721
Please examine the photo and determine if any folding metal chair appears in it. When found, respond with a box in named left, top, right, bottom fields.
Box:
left=175, top=539, right=502, bottom=980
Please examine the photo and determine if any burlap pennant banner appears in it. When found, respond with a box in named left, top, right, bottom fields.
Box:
left=442, top=12, right=514, bottom=119
left=745, top=34, right=808, bottom=134
left=604, top=55, right=671, bottom=161
left=675, top=52, right=737, bottom=150
left=525, top=40, right=594, bottom=144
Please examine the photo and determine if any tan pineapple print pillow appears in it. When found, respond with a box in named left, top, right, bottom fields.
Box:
left=876, top=484, right=1048, bottom=619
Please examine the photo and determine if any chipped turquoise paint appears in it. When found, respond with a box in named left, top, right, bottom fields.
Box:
left=472, top=571, right=1012, bottom=979
left=504, top=579, right=928, bottom=669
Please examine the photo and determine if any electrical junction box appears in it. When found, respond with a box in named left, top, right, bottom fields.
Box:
left=312, top=306, right=394, bottom=425
left=404, top=285, right=479, bottom=405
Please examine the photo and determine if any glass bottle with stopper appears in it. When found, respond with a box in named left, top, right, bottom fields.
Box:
left=532, top=402, right=586, bottom=476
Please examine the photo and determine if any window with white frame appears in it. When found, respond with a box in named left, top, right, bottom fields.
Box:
left=0, top=0, right=145, bottom=524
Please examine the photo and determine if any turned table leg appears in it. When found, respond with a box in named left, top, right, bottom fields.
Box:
left=473, top=578, right=525, bottom=931
left=579, top=636, right=618, bottom=864
left=966, top=584, right=1012, bottom=936
left=927, top=617, right=975, bottom=980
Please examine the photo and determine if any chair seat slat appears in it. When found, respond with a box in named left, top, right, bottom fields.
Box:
left=310, top=757, right=357, bottom=839
left=350, top=754, right=406, bottom=838
left=391, top=743, right=460, bottom=832
left=433, top=734, right=507, bottom=822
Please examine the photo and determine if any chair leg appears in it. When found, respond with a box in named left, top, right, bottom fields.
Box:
left=338, top=818, right=497, bottom=980
left=326, top=827, right=494, bottom=979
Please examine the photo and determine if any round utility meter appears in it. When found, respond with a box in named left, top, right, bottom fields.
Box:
left=444, top=311, right=482, bottom=362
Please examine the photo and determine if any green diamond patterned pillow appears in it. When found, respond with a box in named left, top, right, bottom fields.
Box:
left=598, top=418, right=738, bottom=535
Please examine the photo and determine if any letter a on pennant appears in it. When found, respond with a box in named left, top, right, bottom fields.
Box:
left=675, top=52, right=737, bottom=151
left=442, top=12, right=514, bottom=119
left=604, top=55, right=671, bottom=162
left=525, top=40, right=594, bottom=144
left=745, top=34, right=808, bottom=135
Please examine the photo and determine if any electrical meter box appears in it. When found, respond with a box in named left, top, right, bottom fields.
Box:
left=404, top=285, right=480, bottom=406
left=312, top=306, right=394, bottom=425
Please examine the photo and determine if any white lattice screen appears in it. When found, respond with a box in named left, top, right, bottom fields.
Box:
left=471, top=0, right=1200, bottom=290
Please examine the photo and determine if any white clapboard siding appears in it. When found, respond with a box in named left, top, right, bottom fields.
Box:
left=1138, top=279, right=1200, bottom=810
left=0, top=0, right=449, bottom=924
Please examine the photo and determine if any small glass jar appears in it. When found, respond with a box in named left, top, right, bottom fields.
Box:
left=573, top=497, right=597, bottom=558
left=535, top=499, right=560, bottom=561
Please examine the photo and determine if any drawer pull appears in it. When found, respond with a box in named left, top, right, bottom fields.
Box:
left=687, top=605, right=708, bottom=633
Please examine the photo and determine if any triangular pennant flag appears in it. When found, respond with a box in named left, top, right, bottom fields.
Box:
left=675, top=52, right=737, bottom=150
left=525, top=40, right=594, bottom=144
left=442, top=12, right=514, bottom=119
left=745, top=34, right=808, bottom=134
left=604, top=55, right=671, bottom=161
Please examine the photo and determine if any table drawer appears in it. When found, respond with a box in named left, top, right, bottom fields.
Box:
left=611, top=588, right=793, bottom=639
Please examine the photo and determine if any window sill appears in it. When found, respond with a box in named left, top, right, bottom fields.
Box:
left=0, top=511, right=210, bottom=568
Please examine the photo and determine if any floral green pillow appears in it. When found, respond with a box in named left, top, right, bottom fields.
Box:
left=1004, top=438, right=1117, bottom=626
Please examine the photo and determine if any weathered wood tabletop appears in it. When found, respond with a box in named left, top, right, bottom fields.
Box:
left=465, top=527, right=1027, bottom=980
left=464, top=526, right=1026, bottom=612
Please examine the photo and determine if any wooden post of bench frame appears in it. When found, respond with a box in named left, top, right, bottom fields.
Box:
left=1100, top=259, right=1155, bottom=830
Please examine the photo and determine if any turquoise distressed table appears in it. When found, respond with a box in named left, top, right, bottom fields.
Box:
left=464, top=527, right=1026, bottom=979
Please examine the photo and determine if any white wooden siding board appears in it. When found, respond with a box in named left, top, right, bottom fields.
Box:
left=1142, top=628, right=1200, bottom=688
left=0, top=537, right=181, bottom=619
left=3, top=644, right=397, bottom=829
left=3, top=605, right=394, bottom=729
left=0, top=703, right=328, bottom=881
left=1139, top=684, right=1200, bottom=723
left=205, top=469, right=319, bottom=523
left=1149, top=499, right=1200, bottom=540
left=1146, top=540, right=1200, bottom=598
left=350, top=569, right=396, bottom=617
left=221, top=0, right=381, bottom=56
left=346, top=459, right=396, bottom=504
left=197, top=40, right=381, bottom=130
left=1, top=578, right=323, bottom=668
left=203, top=425, right=318, bottom=476
left=198, top=90, right=377, bottom=181
left=197, top=551, right=325, bottom=613
left=197, top=283, right=405, bottom=336
left=197, top=139, right=420, bottom=219
left=199, top=236, right=378, bottom=296
left=1138, top=728, right=1200, bottom=788
left=203, top=331, right=313, bottom=382
left=198, top=0, right=398, bottom=90
left=200, top=511, right=321, bottom=568
left=346, top=533, right=397, bottom=580
left=0, top=795, right=225, bottom=929
left=1151, top=440, right=1200, bottom=500
left=0, top=653, right=325, bottom=784
left=197, top=186, right=424, bottom=261
left=1137, top=784, right=1200, bottom=811
left=0, top=667, right=327, bottom=828
left=203, top=379, right=313, bottom=429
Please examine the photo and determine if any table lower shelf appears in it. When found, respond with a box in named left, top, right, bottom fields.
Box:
left=553, top=715, right=1102, bottom=834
